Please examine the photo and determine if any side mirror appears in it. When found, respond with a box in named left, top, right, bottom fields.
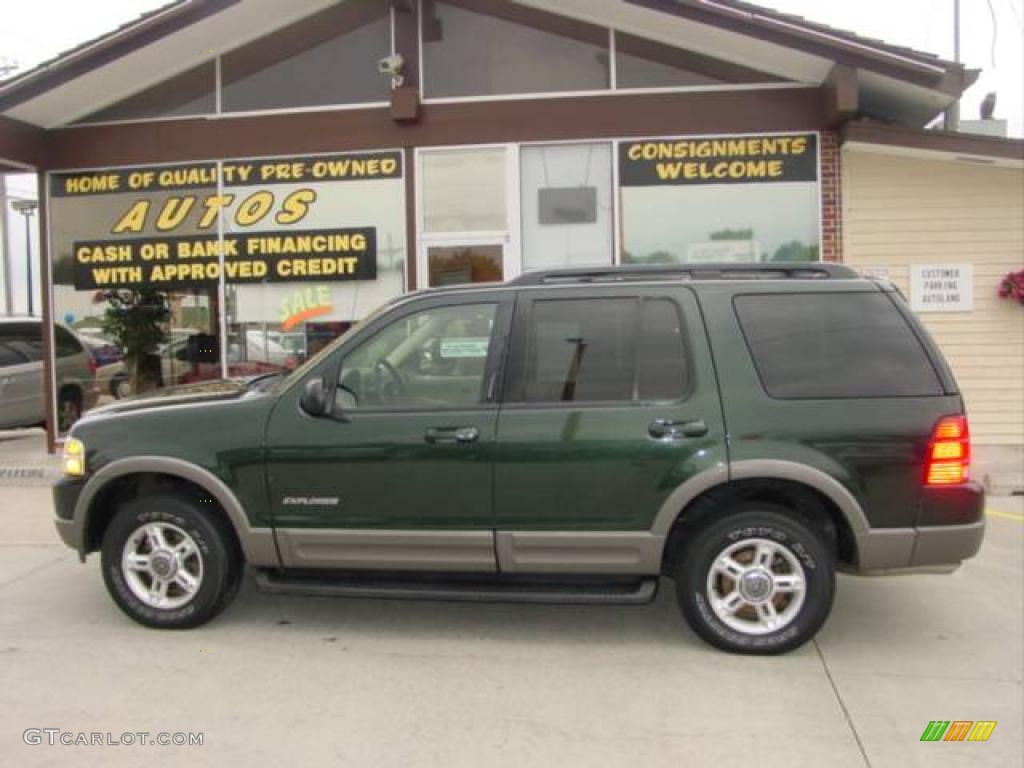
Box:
left=300, top=377, right=329, bottom=417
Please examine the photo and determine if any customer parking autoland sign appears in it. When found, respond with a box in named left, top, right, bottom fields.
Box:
left=51, top=151, right=399, bottom=290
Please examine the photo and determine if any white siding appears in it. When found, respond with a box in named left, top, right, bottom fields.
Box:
left=842, top=149, right=1024, bottom=446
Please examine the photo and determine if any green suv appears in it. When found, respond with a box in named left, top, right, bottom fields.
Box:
left=52, top=263, right=985, bottom=654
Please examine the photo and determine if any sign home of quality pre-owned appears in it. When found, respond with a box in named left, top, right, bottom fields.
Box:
left=50, top=151, right=401, bottom=290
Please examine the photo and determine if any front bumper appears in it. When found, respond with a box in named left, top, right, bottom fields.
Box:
left=52, top=477, right=87, bottom=558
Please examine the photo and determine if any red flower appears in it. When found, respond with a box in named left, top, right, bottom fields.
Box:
left=998, top=270, right=1024, bottom=306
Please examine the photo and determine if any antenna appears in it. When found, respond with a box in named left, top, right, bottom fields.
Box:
left=944, top=0, right=961, bottom=131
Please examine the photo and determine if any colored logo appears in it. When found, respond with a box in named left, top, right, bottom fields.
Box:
left=280, top=285, right=333, bottom=330
left=920, top=721, right=996, bottom=742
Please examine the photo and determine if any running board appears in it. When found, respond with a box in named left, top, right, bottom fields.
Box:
left=254, top=569, right=659, bottom=605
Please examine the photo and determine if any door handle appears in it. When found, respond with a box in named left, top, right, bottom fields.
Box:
left=424, top=426, right=480, bottom=444
left=648, top=419, right=708, bottom=440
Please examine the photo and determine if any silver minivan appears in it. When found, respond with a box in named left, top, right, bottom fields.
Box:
left=0, top=318, right=98, bottom=431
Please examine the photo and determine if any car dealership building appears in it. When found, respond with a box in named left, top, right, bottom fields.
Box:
left=0, top=0, right=1021, bottom=487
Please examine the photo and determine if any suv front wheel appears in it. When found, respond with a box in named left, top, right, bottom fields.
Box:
left=101, top=493, right=242, bottom=629
left=675, top=504, right=835, bottom=654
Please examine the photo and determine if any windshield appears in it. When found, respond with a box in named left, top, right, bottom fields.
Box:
left=271, top=300, right=396, bottom=395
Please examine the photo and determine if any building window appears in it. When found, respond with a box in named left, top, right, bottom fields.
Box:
left=221, top=0, right=391, bottom=112
left=427, top=245, right=504, bottom=286
left=74, top=62, right=216, bottom=124
left=419, top=146, right=513, bottom=288
left=619, top=133, right=821, bottom=264
left=421, top=147, right=508, bottom=233
left=520, top=143, right=613, bottom=272
left=614, top=32, right=779, bottom=90
left=422, top=0, right=609, bottom=99
left=47, top=150, right=406, bottom=433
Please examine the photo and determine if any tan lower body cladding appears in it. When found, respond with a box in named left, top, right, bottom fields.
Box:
left=274, top=529, right=664, bottom=574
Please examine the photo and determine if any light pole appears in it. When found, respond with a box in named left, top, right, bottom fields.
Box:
left=11, top=199, right=38, bottom=316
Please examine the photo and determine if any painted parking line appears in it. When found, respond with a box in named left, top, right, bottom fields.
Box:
left=986, top=509, right=1024, bottom=522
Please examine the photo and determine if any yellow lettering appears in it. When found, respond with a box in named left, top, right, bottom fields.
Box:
left=235, top=191, right=274, bottom=227
left=65, top=174, right=120, bottom=194
left=655, top=163, right=682, bottom=181
left=155, top=196, right=196, bottom=232
left=197, top=194, right=235, bottom=229
left=112, top=201, right=150, bottom=234
left=275, top=189, right=317, bottom=225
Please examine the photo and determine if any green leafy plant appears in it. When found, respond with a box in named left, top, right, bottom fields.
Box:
left=94, top=289, right=170, bottom=394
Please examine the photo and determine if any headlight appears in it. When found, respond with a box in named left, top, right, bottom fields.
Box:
left=62, top=437, right=86, bottom=477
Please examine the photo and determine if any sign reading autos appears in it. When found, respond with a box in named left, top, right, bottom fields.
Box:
left=619, top=133, right=817, bottom=186
left=50, top=151, right=400, bottom=290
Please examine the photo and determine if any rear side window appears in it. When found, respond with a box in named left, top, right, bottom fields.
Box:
left=0, top=343, right=29, bottom=368
left=637, top=299, right=689, bottom=400
left=0, top=323, right=44, bottom=360
left=54, top=327, right=82, bottom=358
left=526, top=298, right=636, bottom=402
left=518, top=296, right=688, bottom=403
left=734, top=293, right=943, bottom=399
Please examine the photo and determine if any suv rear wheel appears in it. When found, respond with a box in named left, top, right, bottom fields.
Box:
left=101, top=493, right=241, bottom=629
left=675, top=504, right=834, bottom=654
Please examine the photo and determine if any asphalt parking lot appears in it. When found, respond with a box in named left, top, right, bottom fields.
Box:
left=1, top=474, right=1021, bottom=767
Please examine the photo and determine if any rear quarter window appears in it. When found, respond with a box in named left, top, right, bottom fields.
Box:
left=54, top=327, right=83, bottom=358
left=0, top=343, right=29, bottom=368
left=734, top=292, right=943, bottom=399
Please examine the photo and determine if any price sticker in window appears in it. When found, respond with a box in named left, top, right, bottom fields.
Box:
left=439, top=338, right=490, bottom=359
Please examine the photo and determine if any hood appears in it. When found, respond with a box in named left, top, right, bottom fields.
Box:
left=86, top=379, right=254, bottom=418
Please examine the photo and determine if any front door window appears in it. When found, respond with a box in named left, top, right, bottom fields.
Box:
left=337, top=302, right=498, bottom=410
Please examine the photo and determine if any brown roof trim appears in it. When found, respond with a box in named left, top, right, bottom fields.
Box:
left=0, top=0, right=240, bottom=112
left=840, top=121, right=1024, bottom=162
left=626, top=0, right=975, bottom=93
left=0, top=115, right=45, bottom=168
left=40, top=87, right=825, bottom=170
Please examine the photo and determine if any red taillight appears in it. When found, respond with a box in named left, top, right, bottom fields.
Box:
left=925, top=415, right=970, bottom=486
left=86, top=355, right=97, bottom=376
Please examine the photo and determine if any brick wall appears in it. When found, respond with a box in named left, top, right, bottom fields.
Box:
left=819, top=131, right=841, bottom=262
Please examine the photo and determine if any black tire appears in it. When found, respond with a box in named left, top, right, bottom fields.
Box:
left=101, top=493, right=241, bottom=629
left=675, top=503, right=835, bottom=654
left=57, top=389, right=82, bottom=432
left=110, top=374, right=130, bottom=399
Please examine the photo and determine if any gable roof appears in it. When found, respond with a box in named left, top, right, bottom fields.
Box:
left=684, top=0, right=963, bottom=73
left=0, top=0, right=978, bottom=129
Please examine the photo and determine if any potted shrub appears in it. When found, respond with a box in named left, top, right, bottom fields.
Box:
left=95, top=289, right=169, bottom=395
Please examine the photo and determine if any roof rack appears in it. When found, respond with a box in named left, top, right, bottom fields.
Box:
left=509, top=262, right=861, bottom=286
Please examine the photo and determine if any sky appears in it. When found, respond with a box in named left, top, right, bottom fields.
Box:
left=1, top=0, right=1022, bottom=313
left=0, top=0, right=1020, bottom=136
